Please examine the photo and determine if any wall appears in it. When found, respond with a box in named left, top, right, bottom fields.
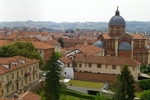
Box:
left=74, top=72, right=116, bottom=82
left=118, top=50, right=132, bottom=57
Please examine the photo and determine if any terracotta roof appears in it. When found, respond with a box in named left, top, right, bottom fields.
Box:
left=0, top=40, right=11, bottom=46
left=74, top=53, right=141, bottom=66
left=18, top=91, right=41, bottom=100
left=129, top=34, right=145, bottom=39
left=43, top=39, right=60, bottom=46
left=102, top=33, right=112, bottom=39
left=31, top=41, right=54, bottom=49
left=67, top=45, right=104, bottom=55
left=59, top=56, right=72, bottom=64
left=62, top=38, right=96, bottom=44
left=106, top=49, right=115, bottom=55
left=133, top=48, right=148, bottom=53
left=0, top=91, right=41, bottom=100
left=0, top=56, right=39, bottom=75
left=0, top=33, right=17, bottom=40
left=18, top=38, right=40, bottom=42
left=60, top=48, right=67, bottom=53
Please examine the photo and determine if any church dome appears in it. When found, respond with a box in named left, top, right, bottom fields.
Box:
left=94, top=40, right=104, bottom=48
left=119, top=42, right=132, bottom=50
left=109, top=7, right=126, bottom=26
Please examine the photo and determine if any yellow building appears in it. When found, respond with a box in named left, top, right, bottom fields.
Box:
left=74, top=53, right=141, bottom=81
left=0, top=56, right=39, bottom=97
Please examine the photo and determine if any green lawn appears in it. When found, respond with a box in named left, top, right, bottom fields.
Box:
left=135, top=92, right=141, bottom=98
left=60, top=94, right=85, bottom=100
left=68, top=80, right=104, bottom=89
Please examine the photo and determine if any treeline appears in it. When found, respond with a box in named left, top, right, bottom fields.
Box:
left=0, top=21, right=150, bottom=33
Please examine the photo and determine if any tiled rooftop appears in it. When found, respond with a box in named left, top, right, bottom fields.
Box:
left=0, top=56, right=39, bottom=75
left=74, top=53, right=141, bottom=66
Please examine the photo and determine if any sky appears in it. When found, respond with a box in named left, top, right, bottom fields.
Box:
left=0, top=0, right=150, bottom=22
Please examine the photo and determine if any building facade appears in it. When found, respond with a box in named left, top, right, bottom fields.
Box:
left=95, top=7, right=149, bottom=64
left=73, top=53, right=141, bottom=81
left=0, top=56, right=39, bottom=97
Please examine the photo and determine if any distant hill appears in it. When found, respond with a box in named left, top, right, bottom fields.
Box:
left=0, top=21, right=150, bottom=33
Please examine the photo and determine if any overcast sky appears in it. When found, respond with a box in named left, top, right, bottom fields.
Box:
left=0, top=0, right=149, bottom=22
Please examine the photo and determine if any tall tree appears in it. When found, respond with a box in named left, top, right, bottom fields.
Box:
left=58, top=38, right=64, bottom=48
left=44, top=52, right=62, bottom=100
left=113, top=65, right=135, bottom=100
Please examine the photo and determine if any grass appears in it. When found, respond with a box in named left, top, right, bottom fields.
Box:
left=68, top=80, right=104, bottom=89
left=135, top=92, right=141, bottom=98
left=60, top=94, right=85, bottom=100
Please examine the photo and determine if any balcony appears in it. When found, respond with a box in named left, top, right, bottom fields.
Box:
left=6, top=80, right=12, bottom=86
left=25, top=72, right=31, bottom=77
left=16, top=76, right=21, bottom=82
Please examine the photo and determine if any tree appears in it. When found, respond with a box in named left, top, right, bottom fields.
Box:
left=140, top=90, right=150, bottom=100
left=0, top=42, right=43, bottom=68
left=44, top=52, right=62, bottom=100
left=58, top=38, right=64, bottom=48
left=113, top=65, right=135, bottom=100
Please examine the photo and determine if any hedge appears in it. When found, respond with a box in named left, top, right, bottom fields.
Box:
left=61, top=89, right=96, bottom=100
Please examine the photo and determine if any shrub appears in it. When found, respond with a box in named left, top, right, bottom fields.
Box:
left=61, top=89, right=96, bottom=99
left=139, top=79, right=150, bottom=90
left=140, top=90, right=150, bottom=100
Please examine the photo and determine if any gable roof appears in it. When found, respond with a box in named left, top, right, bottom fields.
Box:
left=67, top=45, right=104, bottom=55
left=0, top=56, right=39, bottom=75
left=43, top=39, right=60, bottom=46
left=31, top=41, right=54, bottom=49
left=18, top=91, right=41, bottom=100
left=59, top=56, right=72, bottom=64
left=74, top=53, right=141, bottom=66
left=129, top=34, right=145, bottom=39
left=101, top=33, right=112, bottom=39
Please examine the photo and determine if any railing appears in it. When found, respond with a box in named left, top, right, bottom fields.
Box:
left=25, top=72, right=31, bottom=77
left=16, top=76, right=21, bottom=82
left=6, top=80, right=12, bottom=86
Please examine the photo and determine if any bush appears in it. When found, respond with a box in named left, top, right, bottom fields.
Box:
left=140, top=90, right=150, bottom=100
left=61, top=89, right=96, bottom=99
left=139, top=79, right=150, bottom=90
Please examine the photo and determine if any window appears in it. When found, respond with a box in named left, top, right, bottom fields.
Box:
left=105, top=65, right=108, bottom=69
left=33, top=75, right=35, bottom=80
left=12, top=73, right=14, bottom=79
left=12, top=84, right=14, bottom=90
left=79, top=64, right=82, bottom=67
left=97, top=64, right=101, bottom=68
left=133, top=67, right=135, bottom=71
left=89, top=63, right=92, bottom=67
left=21, top=80, right=23, bottom=86
left=21, top=70, right=23, bottom=75
left=74, top=63, right=77, bottom=67
left=67, top=63, right=70, bottom=67
left=29, top=77, right=31, bottom=82
left=112, top=65, right=116, bottom=69
left=65, top=72, right=66, bottom=74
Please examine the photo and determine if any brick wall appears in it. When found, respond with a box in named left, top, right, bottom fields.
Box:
left=74, top=72, right=117, bottom=82
left=118, top=50, right=132, bottom=57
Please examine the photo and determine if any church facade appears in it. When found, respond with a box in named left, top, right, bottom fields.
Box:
left=94, top=7, right=149, bottom=64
